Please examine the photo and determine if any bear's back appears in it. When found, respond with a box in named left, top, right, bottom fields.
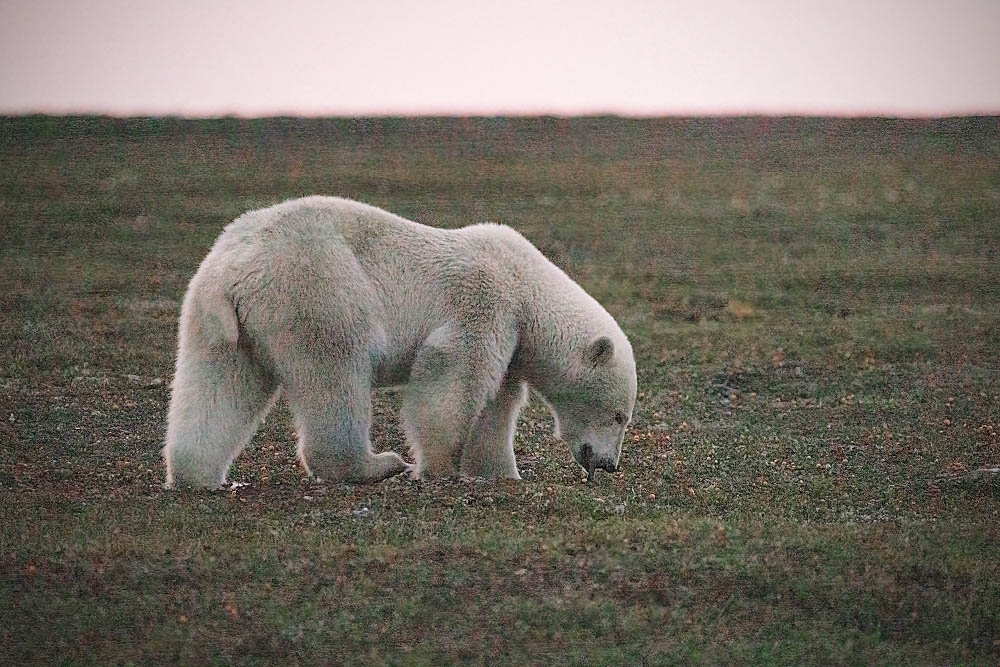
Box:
left=202, top=196, right=456, bottom=282
left=221, top=196, right=424, bottom=249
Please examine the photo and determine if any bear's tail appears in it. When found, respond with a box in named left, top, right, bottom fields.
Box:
left=212, top=290, right=240, bottom=345
left=187, top=280, right=241, bottom=346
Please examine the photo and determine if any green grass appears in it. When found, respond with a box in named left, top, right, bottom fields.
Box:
left=1, top=115, right=999, bottom=665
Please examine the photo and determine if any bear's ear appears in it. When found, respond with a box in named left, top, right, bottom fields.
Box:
left=586, top=336, right=615, bottom=366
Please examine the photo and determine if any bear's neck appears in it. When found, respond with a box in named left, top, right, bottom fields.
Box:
left=511, top=269, right=614, bottom=399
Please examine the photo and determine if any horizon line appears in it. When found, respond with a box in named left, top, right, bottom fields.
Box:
left=4, top=107, right=1000, bottom=121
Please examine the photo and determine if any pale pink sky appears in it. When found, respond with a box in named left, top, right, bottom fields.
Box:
left=1, top=0, right=998, bottom=117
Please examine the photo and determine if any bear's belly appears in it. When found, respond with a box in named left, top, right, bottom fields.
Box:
left=373, top=354, right=414, bottom=387
left=367, top=287, right=446, bottom=389
left=370, top=329, right=427, bottom=388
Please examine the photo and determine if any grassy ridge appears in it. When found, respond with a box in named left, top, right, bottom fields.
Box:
left=1, top=116, right=998, bottom=664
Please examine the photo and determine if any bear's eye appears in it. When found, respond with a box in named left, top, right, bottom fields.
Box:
left=615, top=411, right=626, bottom=426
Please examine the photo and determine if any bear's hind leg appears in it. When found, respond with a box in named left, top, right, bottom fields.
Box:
left=285, top=359, right=408, bottom=484
left=164, top=343, right=278, bottom=489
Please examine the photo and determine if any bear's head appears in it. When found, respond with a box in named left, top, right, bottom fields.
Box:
left=544, top=335, right=637, bottom=480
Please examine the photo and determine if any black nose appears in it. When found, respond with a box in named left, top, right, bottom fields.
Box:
left=601, top=460, right=618, bottom=473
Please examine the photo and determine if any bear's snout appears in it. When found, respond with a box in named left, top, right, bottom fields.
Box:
left=578, top=444, right=619, bottom=482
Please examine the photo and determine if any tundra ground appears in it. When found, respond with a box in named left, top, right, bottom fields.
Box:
left=1, top=116, right=998, bottom=665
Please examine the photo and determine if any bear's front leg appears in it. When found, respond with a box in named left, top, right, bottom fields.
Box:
left=460, top=376, right=527, bottom=479
left=401, top=323, right=516, bottom=479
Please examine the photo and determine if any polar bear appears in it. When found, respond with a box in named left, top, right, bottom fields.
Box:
left=163, top=196, right=636, bottom=488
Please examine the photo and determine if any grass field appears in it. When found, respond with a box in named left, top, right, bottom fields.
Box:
left=1, top=115, right=999, bottom=665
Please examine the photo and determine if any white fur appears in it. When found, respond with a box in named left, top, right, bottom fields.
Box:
left=163, top=196, right=637, bottom=488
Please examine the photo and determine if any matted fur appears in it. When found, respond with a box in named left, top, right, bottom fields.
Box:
left=163, top=197, right=636, bottom=488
